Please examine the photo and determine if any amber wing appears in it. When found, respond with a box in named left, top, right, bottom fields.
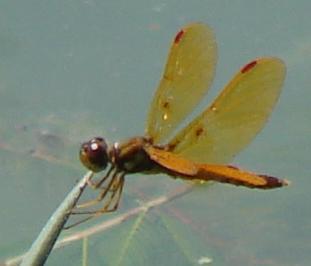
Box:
left=145, top=23, right=217, bottom=144
left=168, top=58, right=286, bottom=164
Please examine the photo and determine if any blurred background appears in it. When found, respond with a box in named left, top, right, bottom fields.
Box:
left=0, top=1, right=310, bottom=265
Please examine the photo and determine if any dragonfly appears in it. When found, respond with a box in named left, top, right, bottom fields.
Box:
left=73, top=23, right=288, bottom=223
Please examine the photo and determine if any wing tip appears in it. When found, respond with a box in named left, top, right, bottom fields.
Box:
left=259, top=174, right=290, bottom=189
left=240, top=57, right=286, bottom=74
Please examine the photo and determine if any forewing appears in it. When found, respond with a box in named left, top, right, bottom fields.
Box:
left=145, top=23, right=217, bottom=144
left=169, top=58, right=286, bottom=164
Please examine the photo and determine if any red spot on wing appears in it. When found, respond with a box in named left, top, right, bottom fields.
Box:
left=241, top=60, right=257, bottom=73
left=174, top=29, right=184, bottom=44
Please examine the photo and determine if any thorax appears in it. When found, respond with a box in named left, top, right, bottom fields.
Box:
left=109, top=137, right=157, bottom=173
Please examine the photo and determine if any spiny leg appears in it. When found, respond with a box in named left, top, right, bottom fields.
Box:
left=86, top=165, right=114, bottom=189
left=94, top=173, right=125, bottom=214
left=80, top=173, right=125, bottom=215
left=74, top=168, right=118, bottom=210
left=73, top=172, right=125, bottom=214
left=64, top=173, right=125, bottom=229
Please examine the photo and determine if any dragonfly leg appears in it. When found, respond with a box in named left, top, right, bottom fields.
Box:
left=72, top=171, right=124, bottom=212
left=86, top=165, right=114, bottom=189
left=64, top=173, right=125, bottom=229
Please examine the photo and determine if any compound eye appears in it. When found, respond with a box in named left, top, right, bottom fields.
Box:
left=79, top=137, right=109, bottom=172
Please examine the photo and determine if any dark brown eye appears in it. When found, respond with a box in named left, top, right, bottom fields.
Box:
left=79, top=137, right=109, bottom=172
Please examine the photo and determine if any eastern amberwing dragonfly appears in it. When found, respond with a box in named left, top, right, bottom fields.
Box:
left=74, top=23, right=288, bottom=222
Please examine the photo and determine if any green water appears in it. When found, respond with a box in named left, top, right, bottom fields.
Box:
left=0, top=1, right=310, bottom=265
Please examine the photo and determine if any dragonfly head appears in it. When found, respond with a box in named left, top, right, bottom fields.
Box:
left=79, top=137, right=109, bottom=172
